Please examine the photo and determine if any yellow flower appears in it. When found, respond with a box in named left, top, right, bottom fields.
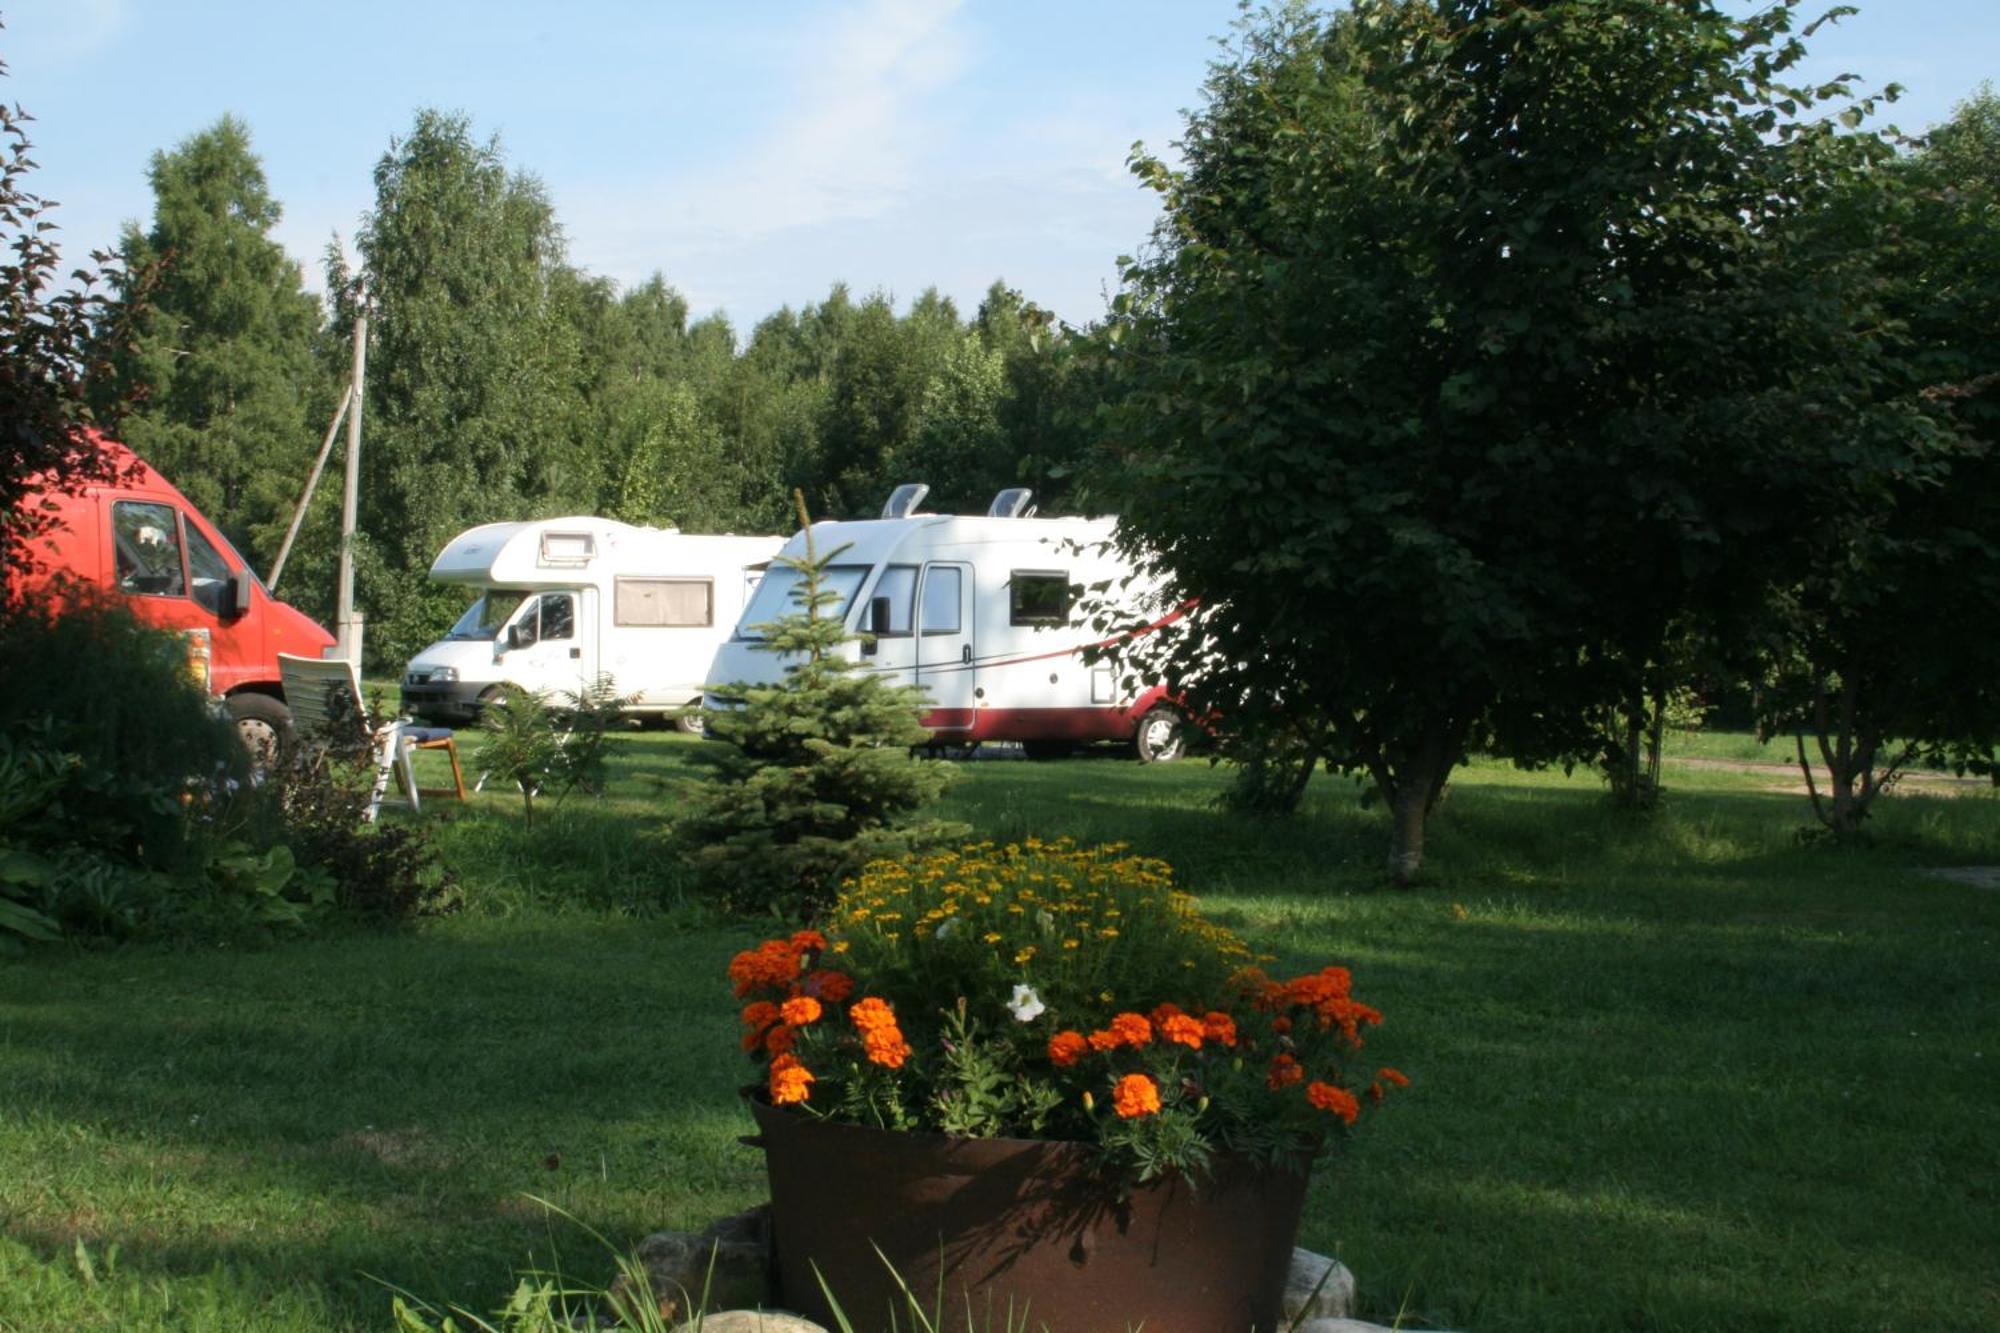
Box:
left=1014, top=946, right=1037, bottom=964
left=983, top=932, right=1003, bottom=945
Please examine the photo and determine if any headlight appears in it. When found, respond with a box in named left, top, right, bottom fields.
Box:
left=431, top=666, right=459, bottom=683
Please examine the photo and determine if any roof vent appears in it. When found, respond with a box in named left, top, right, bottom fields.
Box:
left=987, top=487, right=1036, bottom=519
left=881, top=483, right=929, bottom=520
left=538, top=530, right=596, bottom=567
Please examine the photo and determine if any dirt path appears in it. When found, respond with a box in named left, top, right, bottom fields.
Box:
left=1666, top=755, right=1994, bottom=797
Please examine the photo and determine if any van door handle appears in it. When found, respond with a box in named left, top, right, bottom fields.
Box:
left=961, top=645, right=972, bottom=665
left=570, top=647, right=581, bottom=659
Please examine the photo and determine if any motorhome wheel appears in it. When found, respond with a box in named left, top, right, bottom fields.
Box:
left=676, top=702, right=707, bottom=734
left=228, top=693, right=291, bottom=774
left=1134, top=707, right=1186, bottom=763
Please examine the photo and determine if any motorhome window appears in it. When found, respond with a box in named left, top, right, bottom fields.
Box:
left=184, top=520, right=232, bottom=616
left=734, top=564, right=869, bottom=639
left=112, top=501, right=185, bottom=597
left=868, top=565, right=917, bottom=636
left=539, top=593, right=576, bottom=641
left=920, top=566, right=962, bottom=634
left=616, top=577, right=712, bottom=627
left=448, top=592, right=525, bottom=641
left=1009, top=571, right=1073, bottom=627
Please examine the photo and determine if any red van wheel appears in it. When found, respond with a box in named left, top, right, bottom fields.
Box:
left=228, top=693, right=291, bottom=772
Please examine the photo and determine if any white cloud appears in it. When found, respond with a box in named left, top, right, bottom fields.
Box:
left=3, top=0, right=131, bottom=68
left=659, top=0, right=969, bottom=245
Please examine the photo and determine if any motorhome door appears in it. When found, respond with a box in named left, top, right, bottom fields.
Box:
left=913, top=561, right=975, bottom=732
left=497, top=588, right=598, bottom=700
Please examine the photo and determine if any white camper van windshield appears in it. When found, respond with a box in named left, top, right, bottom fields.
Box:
left=734, top=564, right=869, bottom=639
left=447, top=591, right=527, bottom=640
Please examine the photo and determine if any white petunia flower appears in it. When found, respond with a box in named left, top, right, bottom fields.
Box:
left=935, top=916, right=963, bottom=941
left=1008, top=984, right=1046, bottom=1023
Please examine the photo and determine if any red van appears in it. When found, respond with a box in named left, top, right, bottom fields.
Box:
left=16, top=437, right=337, bottom=755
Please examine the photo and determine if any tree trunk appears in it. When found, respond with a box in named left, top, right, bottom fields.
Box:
left=1387, top=784, right=1428, bottom=886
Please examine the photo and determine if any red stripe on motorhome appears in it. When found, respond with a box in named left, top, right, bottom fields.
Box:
left=921, top=686, right=1170, bottom=742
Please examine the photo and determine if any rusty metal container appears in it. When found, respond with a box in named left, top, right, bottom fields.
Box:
left=747, top=1096, right=1311, bottom=1333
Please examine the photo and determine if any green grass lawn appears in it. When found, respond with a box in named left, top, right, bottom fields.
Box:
left=3, top=734, right=1997, bottom=1331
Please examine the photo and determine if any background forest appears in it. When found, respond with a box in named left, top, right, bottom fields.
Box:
left=86, top=109, right=1099, bottom=670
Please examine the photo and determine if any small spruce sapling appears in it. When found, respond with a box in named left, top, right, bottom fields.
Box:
left=676, top=492, right=965, bottom=915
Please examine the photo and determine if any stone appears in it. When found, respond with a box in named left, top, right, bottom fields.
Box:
left=613, top=1206, right=775, bottom=1322
left=676, top=1313, right=828, bottom=1333
left=1283, top=1247, right=1357, bottom=1320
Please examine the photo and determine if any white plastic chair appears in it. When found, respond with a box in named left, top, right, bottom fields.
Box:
left=276, top=653, right=466, bottom=821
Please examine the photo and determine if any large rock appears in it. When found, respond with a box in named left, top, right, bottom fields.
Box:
left=1284, top=1247, right=1357, bottom=1320
left=615, top=1206, right=775, bottom=1322
left=677, top=1313, right=828, bottom=1333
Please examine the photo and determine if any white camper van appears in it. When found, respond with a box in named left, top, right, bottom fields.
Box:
left=705, top=486, right=1187, bottom=761
left=401, top=517, right=782, bottom=726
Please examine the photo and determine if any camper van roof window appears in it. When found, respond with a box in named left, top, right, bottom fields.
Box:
left=987, top=488, right=1035, bottom=519
left=539, top=531, right=595, bottom=567
left=881, top=483, right=929, bottom=520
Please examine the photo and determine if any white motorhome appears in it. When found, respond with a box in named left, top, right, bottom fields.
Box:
left=401, top=516, right=782, bottom=726
left=705, top=486, right=1187, bottom=760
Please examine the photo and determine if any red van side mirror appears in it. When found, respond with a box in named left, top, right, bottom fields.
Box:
left=224, top=570, right=253, bottom=620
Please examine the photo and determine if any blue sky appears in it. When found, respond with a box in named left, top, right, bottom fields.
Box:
left=4, top=1, right=1994, bottom=333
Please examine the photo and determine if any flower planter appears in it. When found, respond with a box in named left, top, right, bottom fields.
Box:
left=747, top=1095, right=1311, bottom=1333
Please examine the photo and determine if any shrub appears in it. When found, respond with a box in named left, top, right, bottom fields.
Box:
left=479, top=676, right=625, bottom=825
left=675, top=495, right=964, bottom=915
left=273, top=731, right=459, bottom=921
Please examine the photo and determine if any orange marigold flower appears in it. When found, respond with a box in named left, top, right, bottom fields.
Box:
left=1086, top=1028, right=1121, bottom=1053
left=863, top=1026, right=912, bottom=1069
left=1157, top=1012, right=1205, bottom=1050
left=1111, top=1072, right=1162, bottom=1119
left=1047, top=1031, right=1089, bottom=1067
left=1200, top=1011, right=1238, bottom=1047
left=1107, top=1012, right=1153, bottom=1048
left=1377, top=1066, right=1409, bottom=1088
left=780, top=996, right=823, bottom=1026
left=789, top=929, right=828, bottom=956
left=1267, top=1053, right=1303, bottom=1090
left=764, top=1024, right=797, bottom=1056
left=1271, top=1015, right=1293, bottom=1036
left=803, top=969, right=855, bottom=1003
left=739, top=1001, right=780, bottom=1051
left=1305, top=1080, right=1360, bottom=1125
left=1148, top=1001, right=1186, bottom=1028
left=849, top=996, right=898, bottom=1033
left=769, top=1053, right=814, bottom=1105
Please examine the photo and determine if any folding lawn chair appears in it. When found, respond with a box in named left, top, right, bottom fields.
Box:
left=276, top=653, right=467, bottom=821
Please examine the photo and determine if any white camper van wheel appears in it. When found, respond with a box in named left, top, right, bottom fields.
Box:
left=228, top=693, right=291, bottom=774
left=676, top=702, right=707, bottom=734
left=1134, top=707, right=1186, bottom=764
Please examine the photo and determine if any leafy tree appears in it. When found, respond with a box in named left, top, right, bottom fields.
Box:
left=1099, top=0, right=1917, bottom=881
left=0, top=36, right=146, bottom=584
left=1756, top=88, right=2000, bottom=833
left=676, top=495, right=963, bottom=915
left=332, top=109, right=592, bottom=667
left=91, top=116, right=327, bottom=576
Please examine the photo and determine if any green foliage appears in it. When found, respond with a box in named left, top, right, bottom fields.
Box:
left=89, top=115, right=329, bottom=583
left=1751, top=86, right=2000, bottom=834
left=478, top=678, right=627, bottom=825
left=676, top=497, right=963, bottom=914
left=334, top=110, right=596, bottom=668
left=274, top=733, right=459, bottom=921
left=0, top=594, right=346, bottom=941
left=1100, top=0, right=1922, bottom=881
left=0, top=54, right=146, bottom=583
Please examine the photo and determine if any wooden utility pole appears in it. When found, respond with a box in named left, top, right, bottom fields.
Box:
left=334, top=309, right=367, bottom=664
left=266, top=383, right=351, bottom=592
